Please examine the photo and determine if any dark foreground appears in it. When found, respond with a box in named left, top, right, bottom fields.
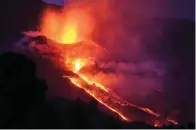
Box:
left=0, top=0, right=195, bottom=128
left=0, top=52, right=194, bottom=129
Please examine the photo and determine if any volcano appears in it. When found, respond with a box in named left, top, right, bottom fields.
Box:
left=15, top=33, right=178, bottom=127
left=0, top=0, right=194, bottom=128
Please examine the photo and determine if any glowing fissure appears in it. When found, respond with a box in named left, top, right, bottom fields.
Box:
left=69, top=76, right=129, bottom=121
left=66, top=59, right=161, bottom=122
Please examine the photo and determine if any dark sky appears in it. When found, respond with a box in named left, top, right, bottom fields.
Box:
left=43, top=0, right=195, bottom=21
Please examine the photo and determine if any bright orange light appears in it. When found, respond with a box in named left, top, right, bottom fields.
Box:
left=40, top=8, right=94, bottom=44
left=71, top=58, right=108, bottom=92
left=167, top=119, right=178, bottom=125
left=79, top=74, right=108, bottom=92
left=68, top=76, right=129, bottom=121
left=60, top=22, right=78, bottom=44
left=38, top=3, right=178, bottom=126
left=73, top=59, right=86, bottom=73
left=154, top=120, right=161, bottom=127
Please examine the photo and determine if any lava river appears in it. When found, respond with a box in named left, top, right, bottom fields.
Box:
left=27, top=37, right=177, bottom=127
left=26, top=2, right=179, bottom=127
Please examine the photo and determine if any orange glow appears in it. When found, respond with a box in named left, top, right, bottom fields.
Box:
left=73, top=59, right=86, bottom=73
left=154, top=120, right=161, bottom=127
left=68, top=59, right=162, bottom=122
left=40, top=8, right=94, bottom=44
left=68, top=76, right=129, bottom=121
left=38, top=2, right=178, bottom=126
left=60, top=22, right=78, bottom=44
left=167, top=119, right=178, bottom=125
left=79, top=74, right=108, bottom=92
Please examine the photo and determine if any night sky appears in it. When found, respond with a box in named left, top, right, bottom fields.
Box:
left=43, top=0, right=195, bottom=21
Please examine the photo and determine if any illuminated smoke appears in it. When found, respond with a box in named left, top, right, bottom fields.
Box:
left=12, top=0, right=179, bottom=126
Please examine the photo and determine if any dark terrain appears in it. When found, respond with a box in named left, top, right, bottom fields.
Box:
left=0, top=51, right=194, bottom=129
left=0, top=0, right=194, bottom=129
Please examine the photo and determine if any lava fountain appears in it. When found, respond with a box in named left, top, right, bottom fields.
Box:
left=28, top=0, right=179, bottom=127
left=40, top=5, right=94, bottom=44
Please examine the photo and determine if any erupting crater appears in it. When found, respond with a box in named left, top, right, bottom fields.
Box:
left=22, top=2, right=178, bottom=127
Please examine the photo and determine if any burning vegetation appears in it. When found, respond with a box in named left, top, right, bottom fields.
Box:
left=20, top=0, right=179, bottom=127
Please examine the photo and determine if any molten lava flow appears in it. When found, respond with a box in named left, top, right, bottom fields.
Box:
left=38, top=4, right=178, bottom=126
left=68, top=73, right=129, bottom=121
left=67, top=59, right=163, bottom=122
left=72, top=59, right=108, bottom=92
left=167, top=119, right=178, bottom=125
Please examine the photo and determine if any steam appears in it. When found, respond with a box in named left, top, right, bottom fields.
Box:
left=13, top=0, right=170, bottom=117
left=63, top=0, right=167, bottom=107
left=84, top=60, right=166, bottom=106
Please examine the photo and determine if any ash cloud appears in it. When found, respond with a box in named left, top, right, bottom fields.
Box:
left=21, top=0, right=170, bottom=115
left=94, top=60, right=167, bottom=106
left=69, top=1, right=165, bottom=93
left=13, top=0, right=176, bottom=118
left=64, top=0, right=170, bottom=114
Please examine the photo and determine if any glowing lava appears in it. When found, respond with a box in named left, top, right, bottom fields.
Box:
left=38, top=3, right=178, bottom=126
left=72, top=59, right=108, bottom=92
left=73, top=59, right=86, bottom=73
left=40, top=7, right=94, bottom=44
left=67, top=58, right=162, bottom=122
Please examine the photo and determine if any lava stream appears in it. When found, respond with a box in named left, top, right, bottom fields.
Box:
left=25, top=31, right=178, bottom=126
left=63, top=59, right=178, bottom=126
left=68, top=75, right=129, bottom=121
left=65, top=59, right=161, bottom=122
left=37, top=4, right=178, bottom=126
